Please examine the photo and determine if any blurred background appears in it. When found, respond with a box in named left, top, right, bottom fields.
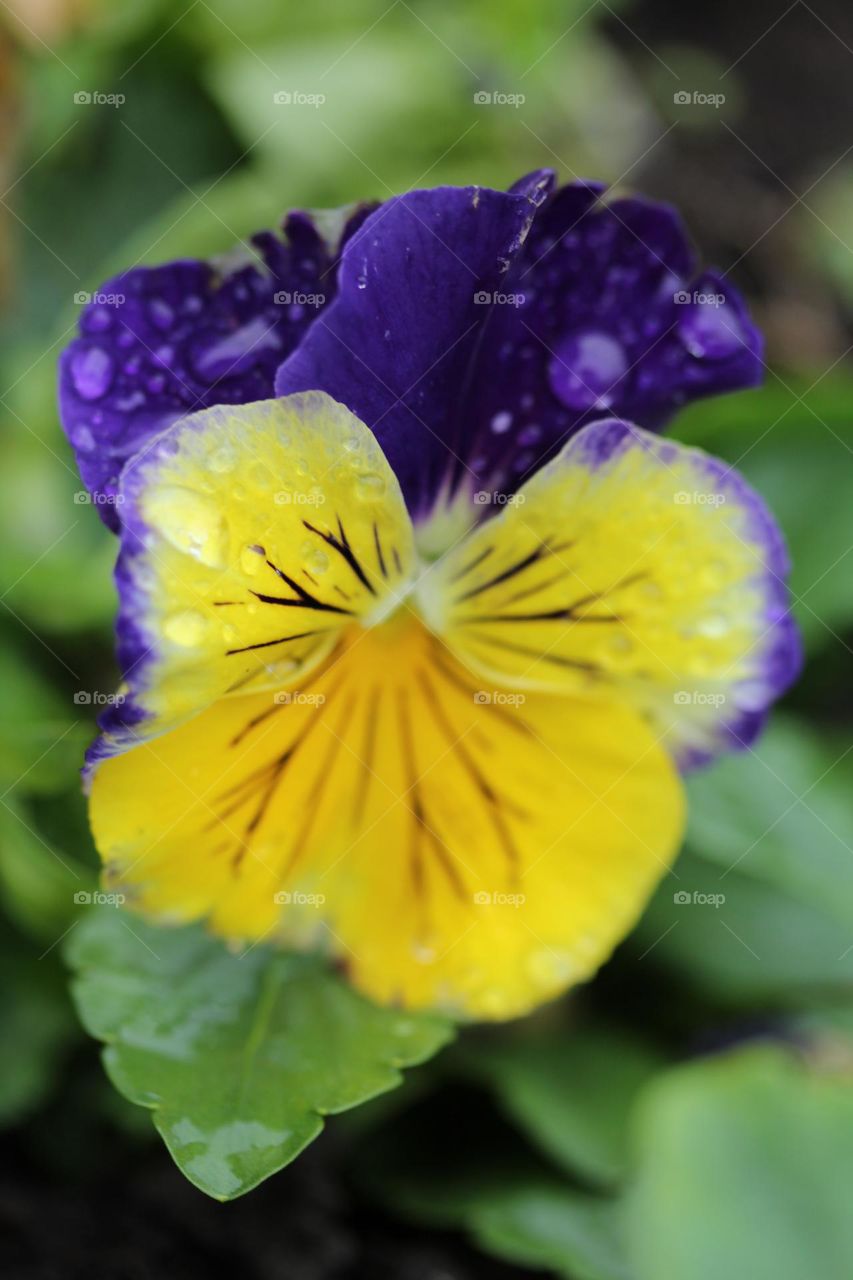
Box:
left=1, top=1, right=852, bottom=1276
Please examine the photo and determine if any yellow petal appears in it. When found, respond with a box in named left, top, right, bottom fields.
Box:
left=100, top=392, right=414, bottom=757
left=91, top=610, right=684, bottom=1020
left=418, top=419, right=796, bottom=766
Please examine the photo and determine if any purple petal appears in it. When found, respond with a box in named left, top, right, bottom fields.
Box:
left=59, top=205, right=374, bottom=529
left=275, top=173, right=556, bottom=519
left=277, top=179, right=763, bottom=520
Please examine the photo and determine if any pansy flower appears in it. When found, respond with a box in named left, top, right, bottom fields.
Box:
left=59, top=172, right=800, bottom=1020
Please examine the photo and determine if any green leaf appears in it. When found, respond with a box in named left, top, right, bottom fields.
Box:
left=628, top=1045, right=853, bottom=1280
left=359, top=1090, right=631, bottom=1280
left=0, top=799, right=90, bottom=943
left=458, top=1025, right=663, bottom=1187
left=635, top=849, right=853, bottom=1004
left=66, top=908, right=453, bottom=1199
left=685, top=716, right=853, bottom=931
left=471, top=1186, right=633, bottom=1280
left=0, top=920, right=77, bottom=1126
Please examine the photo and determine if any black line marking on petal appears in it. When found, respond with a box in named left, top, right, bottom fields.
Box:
left=463, top=630, right=602, bottom=675
left=447, top=544, right=494, bottom=584
left=392, top=547, right=403, bottom=575
left=373, top=522, right=388, bottom=579
left=417, top=668, right=521, bottom=882
left=397, top=687, right=467, bottom=902
left=303, top=516, right=377, bottom=596
left=258, top=556, right=354, bottom=614
left=280, top=691, right=356, bottom=878
left=226, top=629, right=323, bottom=656
left=229, top=651, right=340, bottom=748
left=425, top=642, right=535, bottom=740
left=352, top=685, right=381, bottom=825
left=223, top=675, right=347, bottom=867
left=453, top=546, right=547, bottom=604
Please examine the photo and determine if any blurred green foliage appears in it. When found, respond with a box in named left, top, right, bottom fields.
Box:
left=1, top=0, right=852, bottom=1273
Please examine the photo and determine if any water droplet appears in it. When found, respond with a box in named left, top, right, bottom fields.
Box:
left=70, top=346, right=113, bottom=401
left=143, top=487, right=229, bottom=568
left=518, top=423, right=542, bottom=447
left=303, top=545, right=329, bottom=574
left=72, top=424, right=96, bottom=452
left=490, top=411, right=513, bottom=435
left=355, top=471, right=386, bottom=501
left=163, top=609, right=209, bottom=647
left=240, top=544, right=265, bottom=576
left=548, top=331, right=627, bottom=411
left=678, top=297, right=746, bottom=359
left=148, top=298, right=174, bottom=331
left=696, top=613, right=729, bottom=638
left=209, top=445, right=235, bottom=474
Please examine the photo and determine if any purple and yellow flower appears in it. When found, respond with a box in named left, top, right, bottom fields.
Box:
left=58, top=172, right=800, bottom=1020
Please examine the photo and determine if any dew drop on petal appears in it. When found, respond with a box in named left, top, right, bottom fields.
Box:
left=163, top=609, right=209, bottom=647
left=355, top=471, right=386, bottom=501
left=490, top=411, right=513, bottom=435
left=240, top=544, right=265, bottom=576
left=70, top=346, right=113, bottom=401
left=678, top=298, right=746, bottom=359
left=548, top=331, right=627, bottom=411
left=148, top=298, right=174, bottom=331
left=144, top=487, right=229, bottom=568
